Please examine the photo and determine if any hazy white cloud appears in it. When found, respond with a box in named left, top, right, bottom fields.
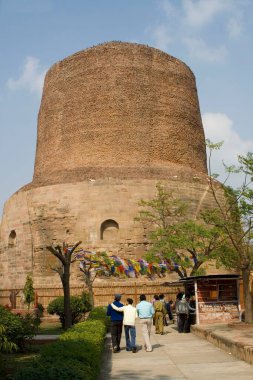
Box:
left=202, top=112, right=253, bottom=185
left=7, top=56, right=46, bottom=96
left=183, top=37, right=228, bottom=63
left=227, top=17, right=243, bottom=38
left=182, top=0, right=230, bottom=28
left=159, top=0, right=178, bottom=19
left=152, top=0, right=246, bottom=64
left=152, top=24, right=174, bottom=51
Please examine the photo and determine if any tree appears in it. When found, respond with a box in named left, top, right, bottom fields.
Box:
left=136, top=182, right=226, bottom=278
left=23, top=275, right=35, bottom=311
left=136, top=182, right=187, bottom=231
left=205, top=140, right=253, bottom=323
left=146, top=220, right=226, bottom=278
left=46, top=241, right=82, bottom=329
left=78, top=251, right=113, bottom=308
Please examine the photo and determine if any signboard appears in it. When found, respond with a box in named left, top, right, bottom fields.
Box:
left=198, top=301, right=239, bottom=323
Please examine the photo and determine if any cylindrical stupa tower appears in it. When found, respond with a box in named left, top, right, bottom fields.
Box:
left=33, top=42, right=207, bottom=187
left=1, top=42, right=219, bottom=301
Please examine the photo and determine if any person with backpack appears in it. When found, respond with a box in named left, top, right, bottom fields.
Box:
left=175, top=293, right=189, bottom=333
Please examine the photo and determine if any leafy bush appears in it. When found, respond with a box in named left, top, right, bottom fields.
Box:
left=47, top=294, right=91, bottom=327
left=0, top=325, right=17, bottom=353
left=0, top=306, right=37, bottom=350
left=36, top=303, right=44, bottom=318
left=13, top=363, right=89, bottom=380
left=88, top=306, right=110, bottom=331
left=14, top=307, right=108, bottom=380
left=80, top=291, right=92, bottom=312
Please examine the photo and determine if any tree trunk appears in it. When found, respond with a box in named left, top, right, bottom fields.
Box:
left=61, top=264, right=72, bottom=329
left=84, top=272, right=94, bottom=309
left=242, top=266, right=253, bottom=323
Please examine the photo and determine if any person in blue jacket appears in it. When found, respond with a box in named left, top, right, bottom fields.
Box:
left=107, top=294, right=124, bottom=353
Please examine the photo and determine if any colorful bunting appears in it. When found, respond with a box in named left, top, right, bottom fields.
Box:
left=70, top=246, right=183, bottom=279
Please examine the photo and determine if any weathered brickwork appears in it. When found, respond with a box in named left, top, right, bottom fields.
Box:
left=31, top=41, right=207, bottom=188
left=0, top=177, right=224, bottom=290
left=0, top=42, right=222, bottom=297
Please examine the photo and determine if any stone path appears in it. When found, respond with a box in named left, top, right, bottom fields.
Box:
left=99, top=322, right=253, bottom=380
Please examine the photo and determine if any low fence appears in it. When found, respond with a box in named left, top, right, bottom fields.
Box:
left=0, top=280, right=182, bottom=310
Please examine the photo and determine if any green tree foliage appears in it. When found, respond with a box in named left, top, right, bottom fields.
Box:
left=136, top=183, right=225, bottom=278
left=136, top=182, right=187, bottom=231
left=205, top=140, right=253, bottom=323
left=46, top=241, right=82, bottom=329
left=23, top=275, right=35, bottom=311
left=78, top=251, right=119, bottom=308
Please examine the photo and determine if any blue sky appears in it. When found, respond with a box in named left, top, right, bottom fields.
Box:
left=1, top=0, right=253, bottom=216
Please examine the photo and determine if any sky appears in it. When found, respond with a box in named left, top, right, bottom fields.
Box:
left=0, top=0, right=253, bottom=217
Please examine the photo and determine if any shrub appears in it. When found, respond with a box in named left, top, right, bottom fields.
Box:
left=0, top=306, right=37, bottom=350
left=47, top=295, right=91, bottom=327
left=36, top=303, right=44, bottom=318
left=0, top=325, right=18, bottom=353
left=80, top=291, right=92, bottom=312
left=88, top=306, right=110, bottom=331
left=14, top=307, right=108, bottom=380
left=13, top=363, right=88, bottom=380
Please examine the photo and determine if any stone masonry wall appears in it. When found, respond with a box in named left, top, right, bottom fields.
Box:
left=0, top=177, right=224, bottom=290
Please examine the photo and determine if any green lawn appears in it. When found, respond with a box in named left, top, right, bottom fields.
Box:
left=37, top=320, right=63, bottom=335
left=1, top=344, right=42, bottom=379
left=0, top=321, right=63, bottom=379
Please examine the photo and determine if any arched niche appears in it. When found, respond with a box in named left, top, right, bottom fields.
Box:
left=100, top=219, right=119, bottom=241
left=8, top=230, right=16, bottom=248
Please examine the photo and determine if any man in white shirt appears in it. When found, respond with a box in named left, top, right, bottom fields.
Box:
left=136, top=294, right=155, bottom=352
left=111, top=298, right=138, bottom=353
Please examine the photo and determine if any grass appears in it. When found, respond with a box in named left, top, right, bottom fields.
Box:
left=37, top=320, right=63, bottom=335
left=1, top=344, right=42, bottom=379
left=1, top=321, right=63, bottom=379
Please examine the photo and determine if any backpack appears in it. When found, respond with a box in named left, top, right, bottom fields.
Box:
left=177, top=299, right=189, bottom=314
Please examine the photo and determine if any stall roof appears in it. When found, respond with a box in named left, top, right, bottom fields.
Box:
left=179, top=274, right=240, bottom=282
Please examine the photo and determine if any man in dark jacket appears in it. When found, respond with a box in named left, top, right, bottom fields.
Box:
left=107, top=294, right=124, bottom=353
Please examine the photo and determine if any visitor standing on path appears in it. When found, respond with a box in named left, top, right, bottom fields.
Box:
left=153, top=295, right=167, bottom=335
left=110, top=298, right=138, bottom=353
left=175, top=294, right=189, bottom=333
left=184, top=293, right=196, bottom=333
left=136, top=294, right=154, bottom=352
left=107, top=294, right=124, bottom=353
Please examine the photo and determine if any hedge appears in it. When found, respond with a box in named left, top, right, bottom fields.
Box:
left=14, top=307, right=108, bottom=380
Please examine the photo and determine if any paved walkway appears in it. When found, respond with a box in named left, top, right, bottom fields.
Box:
left=99, top=322, right=253, bottom=380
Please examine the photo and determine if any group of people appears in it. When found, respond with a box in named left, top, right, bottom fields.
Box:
left=106, top=293, right=176, bottom=353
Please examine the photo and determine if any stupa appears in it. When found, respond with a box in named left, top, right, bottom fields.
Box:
left=0, top=42, right=215, bottom=293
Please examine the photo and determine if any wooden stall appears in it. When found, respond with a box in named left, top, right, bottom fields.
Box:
left=180, top=274, right=241, bottom=324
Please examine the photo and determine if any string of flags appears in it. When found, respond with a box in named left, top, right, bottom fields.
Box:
left=69, top=247, right=182, bottom=278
